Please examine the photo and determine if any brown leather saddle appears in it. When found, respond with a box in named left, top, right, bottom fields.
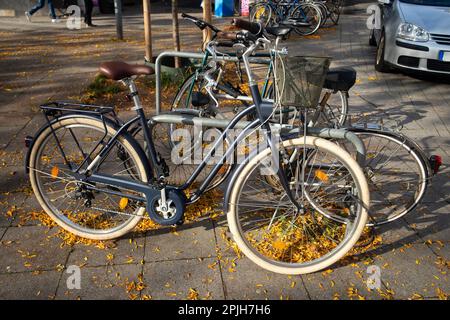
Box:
left=99, top=61, right=154, bottom=80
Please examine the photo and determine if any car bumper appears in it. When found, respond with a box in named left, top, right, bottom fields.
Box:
left=385, top=39, right=450, bottom=74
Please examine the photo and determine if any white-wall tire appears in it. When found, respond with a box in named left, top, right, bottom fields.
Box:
left=227, top=136, right=369, bottom=275
left=29, top=116, right=148, bottom=240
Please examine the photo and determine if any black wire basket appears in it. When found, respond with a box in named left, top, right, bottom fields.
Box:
left=274, top=55, right=331, bottom=109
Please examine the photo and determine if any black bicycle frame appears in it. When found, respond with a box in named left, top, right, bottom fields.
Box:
left=46, top=48, right=299, bottom=212
left=80, top=100, right=268, bottom=205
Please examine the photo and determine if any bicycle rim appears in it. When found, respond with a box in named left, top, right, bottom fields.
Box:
left=332, top=130, right=428, bottom=226
left=291, top=4, right=322, bottom=36
left=29, top=117, right=148, bottom=239
left=227, top=137, right=369, bottom=274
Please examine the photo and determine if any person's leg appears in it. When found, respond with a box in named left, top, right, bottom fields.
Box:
left=29, top=0, right=46, bottom=15
left=47, top=0, right=57, bottom=19
left=84, top=0, right=93, bottom=25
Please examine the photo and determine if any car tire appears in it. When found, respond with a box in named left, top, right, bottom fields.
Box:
left=375, top=31, right=391, bottom=73
left=369, top=30, right=377, bottom=46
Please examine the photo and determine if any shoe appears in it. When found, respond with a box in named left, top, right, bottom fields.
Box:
left=51, top=18, right=60, bottom=23
left=25, top=11, right=32, bottom=22
left=85, top=23, right=97, bottom=27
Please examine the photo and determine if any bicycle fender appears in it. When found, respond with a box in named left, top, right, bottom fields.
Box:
left=347, top=127, right=432, bottom=178
left=24, top=113, right=153, bottom=182
left=223, top=151, right=256, bottom=214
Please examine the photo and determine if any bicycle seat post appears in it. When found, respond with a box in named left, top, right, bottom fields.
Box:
left=122, top=77, right=143, bottom=111
left=121, top=77, right=166, bottom=193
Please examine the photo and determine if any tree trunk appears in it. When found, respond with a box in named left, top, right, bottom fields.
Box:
left=202, top=0, right=212, bottom=44
left=114, top=0, right=123, bottom=40
left=143, top=0, right=153, bottom=62
left=172, top=0, right=181, bottom=68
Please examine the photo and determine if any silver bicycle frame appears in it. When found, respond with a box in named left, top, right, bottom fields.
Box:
left=153, top=49, right=366, bottom=165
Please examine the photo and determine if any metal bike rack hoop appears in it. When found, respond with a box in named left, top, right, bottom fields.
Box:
left=155, top=51, right=240, bottom=115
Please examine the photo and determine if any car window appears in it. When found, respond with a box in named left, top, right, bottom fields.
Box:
left=399, top=0, right=450, bottom=6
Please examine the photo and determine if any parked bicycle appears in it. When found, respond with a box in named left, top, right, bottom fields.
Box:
left=250, top=0, right=343, bottom=35
left=25, top=15, right=442, bottom=275
left=250, top=0, right=323, bottom=35
left=167, top=15, right=441, bottom=226
left=26, top=18, right=371, bottom=275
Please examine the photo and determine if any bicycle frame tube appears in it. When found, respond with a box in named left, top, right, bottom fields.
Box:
left=178, top=106, right=260, bottom=202
left=172, top=49, right=274, bottom=112
left=83, top=105, right=262, bottom=205
left=242, top=39, right=303, bottom=211
left=85, top=115, right=141, bottom=172
left=81, top=49, right=277, bottom=205
left=183, top=52, right=210, bottom=109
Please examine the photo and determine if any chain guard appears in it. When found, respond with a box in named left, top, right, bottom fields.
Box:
left=147, top=189, right=186, bottom=225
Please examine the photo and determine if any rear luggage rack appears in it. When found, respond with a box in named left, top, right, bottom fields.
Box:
left=38, top=101, right=120, bottom=174
left=40, top=101, right=116, bottom=117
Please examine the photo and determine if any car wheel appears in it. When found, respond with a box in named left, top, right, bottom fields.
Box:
left=375, top=31, right=391, bottom=73
left=369, top=30, right=377, bottom=46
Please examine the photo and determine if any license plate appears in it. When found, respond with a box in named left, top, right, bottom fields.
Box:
left=440, top=51, right=450, bottom=62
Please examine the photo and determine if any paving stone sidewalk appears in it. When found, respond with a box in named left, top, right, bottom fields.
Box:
left=0, top=1, right=448, bottom=300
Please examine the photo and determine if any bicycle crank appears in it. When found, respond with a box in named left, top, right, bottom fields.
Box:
left=147, top=189, right=187, bottom=226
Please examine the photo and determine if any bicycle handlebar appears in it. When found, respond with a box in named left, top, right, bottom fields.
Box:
left=181, top=13, right=221, bottom=34
left=181, top=13, right=265, bottom=47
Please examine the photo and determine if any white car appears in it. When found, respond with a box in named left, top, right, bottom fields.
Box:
left=370, top=0, right=450, bottom=74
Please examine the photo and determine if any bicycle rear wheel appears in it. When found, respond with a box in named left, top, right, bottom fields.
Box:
left=137, top=73, right=232, bottom=191
left=327, top=0, right=342, bottom=25
left=136, top=120, right=232, bottom=192
left=290, top=3, right=322, bottom=36
left=309, top=90, right=348, bottom=128
left=29, top=116, right=149, bottom=240
left=250, top=2, right=273, bottom=27
left=315, top=2, right=329, bottom=27
left=334, top=129, right=429, bottom=226
left=227, top=136, right=369, bottom=274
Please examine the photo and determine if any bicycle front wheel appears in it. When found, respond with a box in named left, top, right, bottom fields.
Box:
left=227, top=136, right=369, bottom=274
left=309, top=90, right=348, bottom=128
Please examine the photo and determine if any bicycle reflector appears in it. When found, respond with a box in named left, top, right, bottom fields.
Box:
left=429, top=155, right=442, bottom=175
left=25, top=136, right=33, bottom=148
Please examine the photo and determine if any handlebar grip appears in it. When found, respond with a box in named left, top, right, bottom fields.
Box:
left=217, top=32, right=238, bottom=40
left=232, top=19, right=262, bottom=35
left=181, top=12, right=194, bottom=19
left=216, top=41, right=235, bottom=48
